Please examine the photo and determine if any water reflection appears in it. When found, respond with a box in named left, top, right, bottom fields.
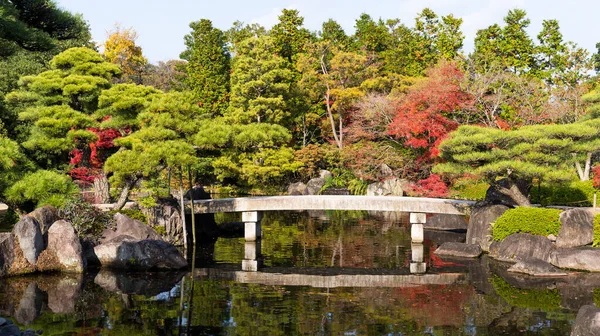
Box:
left=0, top=211, right=595, bottom=335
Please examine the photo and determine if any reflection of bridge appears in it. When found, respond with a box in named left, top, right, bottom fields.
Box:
left=188, top=196, right=475, bottom=273
left=194, top=267, right=467, bottom=288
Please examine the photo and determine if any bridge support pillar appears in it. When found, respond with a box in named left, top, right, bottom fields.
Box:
left=243, top=211, right=263, bottom=242
left=242, top=241, right=262, bottom=272
left=409, top=213, right=425, bottom=243
left=410, top=243, right=426, bottom=274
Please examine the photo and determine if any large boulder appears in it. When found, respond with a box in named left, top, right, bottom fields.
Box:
left=434, top=242, right=482, bottom=258
left=366, top=178, right=408, bottom=196
left=466, top=203, right=509, bottom=251
left=0, top=233, right=14, bottom=277
left=26, top=206, right=58, bottom=237
left=507, top=258, right=567, bottom=277
left=557, top=209, right=594, bottom=248
left=319, top=170, right=333, bottom=180
left=425, top=214, right=468, bottom=231
left=37, top=220, right=85, bottom=273
left=94, top=235, right=187, bottom=270
left=12, top=217, right=43, bottom=265
left=306, top=178, right=326, bottom=195
left=571, top=305, right=600, bottom=336
left=552, top=248, right=600, bottom=272
left=489, top=233, right=555, bottom=263
left=288, top=182, right=308, bottom=195
left=102, top=213, right=162, bottom=243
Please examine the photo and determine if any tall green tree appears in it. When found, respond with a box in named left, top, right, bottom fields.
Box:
left=320, top=19, right=351, bottom=49
left=270, top=9, right=311, bottom=63
left=472, top=9, right=535, bottom=74
left=180, top=19, right=231, bottom=115
left=227, top=36, right=294, bottom=125
left=594, top=42, right=600, bottom=73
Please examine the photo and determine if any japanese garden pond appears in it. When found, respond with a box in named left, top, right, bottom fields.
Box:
left=0, top=210, right=592, bottom=335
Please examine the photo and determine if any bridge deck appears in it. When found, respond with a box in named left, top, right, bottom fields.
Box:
left=189, top=195, right=475, bottom=215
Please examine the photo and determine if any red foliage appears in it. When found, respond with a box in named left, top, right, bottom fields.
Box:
left=388, top=61, right=473, bottom=163
left=593, top=165, right=600, bottom=188
left=69, top=128, right=121, bottom=183
left=407, top=174, right=449, bottom=198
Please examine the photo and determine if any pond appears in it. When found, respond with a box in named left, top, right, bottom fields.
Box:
left=0, top=210, right=591, bottom=335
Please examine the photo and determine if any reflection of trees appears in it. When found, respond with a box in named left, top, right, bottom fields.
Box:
left=213, top=211, right=411, bottom=269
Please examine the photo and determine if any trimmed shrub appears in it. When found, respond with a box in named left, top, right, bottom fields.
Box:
left=492, top=207, right=562, bottom=241
left=450, top=180, right=488, bottom=201
left=112, top=209, right=147, bottom=224
left=594, top=214, right=600, bottom=247
left=60, top=199, right=113, bottom=239
left=530, top=180, right=598, bottom=207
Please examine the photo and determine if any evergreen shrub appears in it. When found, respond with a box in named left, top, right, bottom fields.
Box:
left=492, top=207, right=562, bottom=241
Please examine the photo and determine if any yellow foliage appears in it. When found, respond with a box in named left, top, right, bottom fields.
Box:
left=103, top=25, right=147, bottom=82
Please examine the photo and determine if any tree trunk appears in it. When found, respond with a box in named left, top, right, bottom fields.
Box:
left=584, top=152, right=592, bottom=181
left=114, top=176, right=140, bottom=211
left=497, top=180, right=532, bottom=207
left=93, top=173, right=111, bottom=204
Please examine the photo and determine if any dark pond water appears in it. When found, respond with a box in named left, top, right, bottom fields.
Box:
left=0, top=210, right=596, bottom=335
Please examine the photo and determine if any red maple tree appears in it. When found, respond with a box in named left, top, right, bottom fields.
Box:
left=69, top=128, right=121, bottom=184
left=388, top=61, right=473, bottom=163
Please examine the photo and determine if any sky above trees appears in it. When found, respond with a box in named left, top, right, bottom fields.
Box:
left=54, top=0, right=600, bottom=64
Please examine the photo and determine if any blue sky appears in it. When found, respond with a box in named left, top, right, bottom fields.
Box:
left=55, top=0, right=599, bottom=64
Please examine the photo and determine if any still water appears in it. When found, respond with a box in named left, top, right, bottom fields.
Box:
left=0, top=211, right=591, bottom=335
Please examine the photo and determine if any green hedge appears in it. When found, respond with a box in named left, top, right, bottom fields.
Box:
left=594, top=215, right=600, bottom=247
left=449, top=178, right=488, bottom=201
left=492, top=207, right=562, bottom=241
left=530, top=180, right=598, bottom=206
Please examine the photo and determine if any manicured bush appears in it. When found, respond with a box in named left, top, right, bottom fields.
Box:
left=492, top=276, right=561, bottom=310
left=530, top=180, right=598, bottom=207
left=492, top=207, right=562, bottom=241
left=449, top=178, right=488, bottom=201
left=5, top=170, right=80, bottom=211
left=594, top=214, right=600, bottom=247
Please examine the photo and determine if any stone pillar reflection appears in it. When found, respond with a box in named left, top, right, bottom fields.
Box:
left=409, top=212, right=426, bottom=274
left=241, top=240, right=262, bottom=272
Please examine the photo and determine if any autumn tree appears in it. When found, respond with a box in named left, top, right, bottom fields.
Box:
left=388, top=61, right=472, bottom=169
left=141, top=60, right=186, bottom=92
left=180, top=19, right=230, bottom=115
left=103, top=25, right=147, bottom=84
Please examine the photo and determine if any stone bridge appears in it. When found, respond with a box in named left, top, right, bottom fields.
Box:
left=187, top=196, right=475, bottom=273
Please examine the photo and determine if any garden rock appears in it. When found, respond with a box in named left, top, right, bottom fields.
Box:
left=306, top=178, right=326, bottom=195
left=0, top=317, right=21, bottom=336
left=489, top=233, right=555, bottom=263
left=141, top=198, right=183, bottom=245
left=552, top=248, right=600, bottom=272
left=0, top=233, right=14, bottom=277
left=556, top=208, right=594, bottom=248
left=27, top=206, right=59, bottom=237
left=102, top=213, right=162, bottom=243
left=507, top=258, right=567, bottom=277
left=39, top=220, right=85, bottom=273
left=425, top=214, right=468, bottom=231
left=12, top=217, right=43, bottom=265
left=366, top=178, right=408, bottom=196
left=466, top=203, right=509, bottom=251
left=319, top=170, right=333, bottom=180
left=571, top=305, right=600, bottom=336
left=287, top=182, right=308, bottom=195
left=94, top=235, right=187, bottom=270
left=434, top=242, right=482, bottom=258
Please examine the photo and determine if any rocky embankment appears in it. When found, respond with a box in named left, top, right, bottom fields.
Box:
left=0, top=207, right=187, bottom=278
